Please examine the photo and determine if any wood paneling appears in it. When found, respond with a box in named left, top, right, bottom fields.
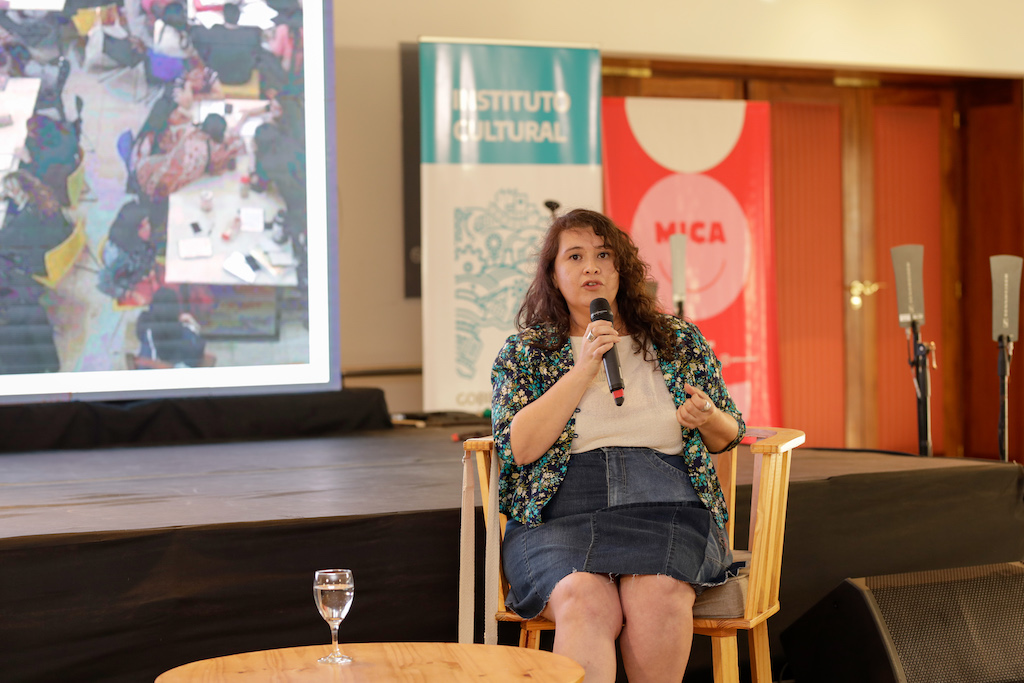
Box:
left=602, top=74, right=741, bottom=99
left=873, top=104, right=947, bottom=455
left=764, top=101, right=846, bottom=448
left=962, top=82, right=1024, bottom=462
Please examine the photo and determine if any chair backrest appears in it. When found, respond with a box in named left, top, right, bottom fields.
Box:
left=33, top=218, right=86, bottom=289
left=728, top=427, right=805, bottom=622
left=459, top=436, right=503, bottom=645
left=467, top=437, right=513, bottom=610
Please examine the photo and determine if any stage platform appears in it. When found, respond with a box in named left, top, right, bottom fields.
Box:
left=2, top=424, right=1023, bottom=682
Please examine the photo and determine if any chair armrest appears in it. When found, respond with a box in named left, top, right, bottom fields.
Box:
left=746, top=427, right=806, bottom=454
left=464, top=435, right=494, bottom=451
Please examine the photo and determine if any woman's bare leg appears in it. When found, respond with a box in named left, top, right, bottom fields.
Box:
left=618, top=574, right=696, bottom=683
left=542, top=572, right=623, bottom=683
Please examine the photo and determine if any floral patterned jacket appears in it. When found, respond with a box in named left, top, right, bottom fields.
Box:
left=490, top=315, right=745, bottom=530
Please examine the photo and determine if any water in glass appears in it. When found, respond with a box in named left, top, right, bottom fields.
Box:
left=313, top=569, right=354, bottom=664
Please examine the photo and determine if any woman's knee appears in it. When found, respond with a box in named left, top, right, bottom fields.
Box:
left=620, top=574, right=696, bottom=622
left=545, top=572, right=623, bottom=634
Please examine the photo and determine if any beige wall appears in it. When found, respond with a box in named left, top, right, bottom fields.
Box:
left=334, top=0, right=1024, bottom=413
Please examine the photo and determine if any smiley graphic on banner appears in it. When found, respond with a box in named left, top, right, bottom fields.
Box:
left=632, top=173, right=749, bottom=320
left=604, top=96, right=777, bottom=426
left=624, top=98, right=750, bottom=320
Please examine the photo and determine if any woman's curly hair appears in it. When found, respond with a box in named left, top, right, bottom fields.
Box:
left=516, top=208, right=677, bottom=360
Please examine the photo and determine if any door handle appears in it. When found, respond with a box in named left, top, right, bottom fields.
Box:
left=849, top=280, right=883, bottom=310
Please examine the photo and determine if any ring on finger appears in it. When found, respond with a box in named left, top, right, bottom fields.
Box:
left=586, top=330, right=596, bottom=342
left=700, top=399, right=712, bottom=412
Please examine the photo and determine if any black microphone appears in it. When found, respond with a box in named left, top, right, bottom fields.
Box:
left=590, top=297, right=624, bottom=406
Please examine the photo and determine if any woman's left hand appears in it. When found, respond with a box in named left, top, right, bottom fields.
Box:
left=676, top=383, right=716, bottom=430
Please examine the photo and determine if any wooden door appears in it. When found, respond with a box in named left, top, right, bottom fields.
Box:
left=870, top=88, right=960, bottom=456
left=748, top=81, right=960, bottom=455
left=959, top=82, right=1024, bottom=462
left=746, top=84, right=848, bottom=448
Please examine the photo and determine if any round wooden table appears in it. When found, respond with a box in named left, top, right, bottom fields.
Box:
left=155, top=642, right=584, bottom=682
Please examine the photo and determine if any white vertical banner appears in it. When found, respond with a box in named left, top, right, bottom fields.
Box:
left=420, top=39, right=602, bottom=413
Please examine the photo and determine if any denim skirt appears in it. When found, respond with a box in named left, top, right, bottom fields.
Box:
left=502, top=447, right=733, bottom=619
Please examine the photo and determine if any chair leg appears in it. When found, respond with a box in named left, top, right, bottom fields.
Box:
left=710, top=635, right=740, bottom=683
left=748, top=622, right=773, bottom=683
left=520, top=628, right=542, bottom=650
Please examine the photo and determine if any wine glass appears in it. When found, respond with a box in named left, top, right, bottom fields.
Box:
left=313, top=569, right=354, bottom=664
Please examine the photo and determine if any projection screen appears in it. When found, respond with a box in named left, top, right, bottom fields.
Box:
left=0, top=0, right=339, bottom=403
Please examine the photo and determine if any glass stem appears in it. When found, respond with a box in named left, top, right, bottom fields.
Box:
left=330, top=621, right=340, bottom=656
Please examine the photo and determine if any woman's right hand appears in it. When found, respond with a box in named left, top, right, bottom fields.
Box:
left=574, top=320, right=620, bottom=379
left=508, top=324, right=621, bottom=466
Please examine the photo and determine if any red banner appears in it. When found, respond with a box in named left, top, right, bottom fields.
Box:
left=602, top=97, right=780, bottom=427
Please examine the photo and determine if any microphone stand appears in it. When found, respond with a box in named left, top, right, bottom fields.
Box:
left=997, top=335, right=1013, bottom=462
left=906, top=320, right=934, bottom=456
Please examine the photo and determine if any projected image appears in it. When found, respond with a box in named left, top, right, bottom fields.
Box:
left=0, top=0, right=335, bottom=400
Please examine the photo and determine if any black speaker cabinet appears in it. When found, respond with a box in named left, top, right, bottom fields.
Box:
left=781, top=562, right=1024, bottom=683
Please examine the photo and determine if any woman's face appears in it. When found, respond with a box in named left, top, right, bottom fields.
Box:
left=552, top=226, right=619, bottom=322
left=137, top=217, right=152, bottom=242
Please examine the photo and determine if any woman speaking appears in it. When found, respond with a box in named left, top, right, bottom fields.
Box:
left=491, top=208, right=745, bottom=682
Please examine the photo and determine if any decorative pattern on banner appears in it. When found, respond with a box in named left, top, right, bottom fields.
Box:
left=420, top=40, right=602, bottom=413
left=453, top=191, right=549, bottom=380
left=602, top=97, right=780, bottom=427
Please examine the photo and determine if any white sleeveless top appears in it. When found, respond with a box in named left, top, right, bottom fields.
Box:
left=569, top=336, right=683, bottom=455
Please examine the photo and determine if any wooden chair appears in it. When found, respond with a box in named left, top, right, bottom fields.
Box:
left=33, top=218, right=88, bottom=289
left=458, top=427, right=805, bottom=683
